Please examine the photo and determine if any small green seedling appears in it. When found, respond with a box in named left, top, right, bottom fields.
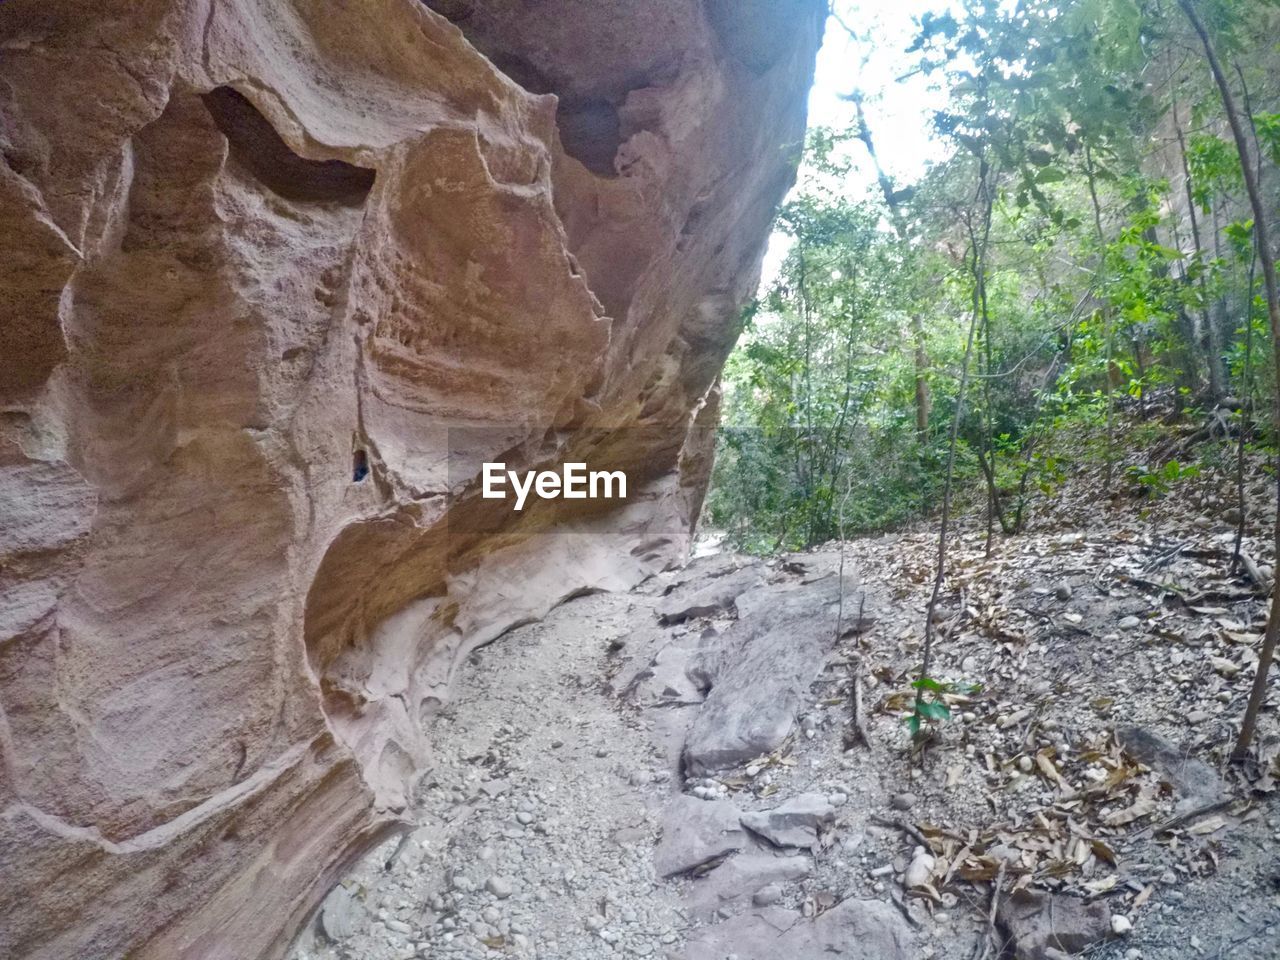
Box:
left=905, top=676, right=981, bottom=738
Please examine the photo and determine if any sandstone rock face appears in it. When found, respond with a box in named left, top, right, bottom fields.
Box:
left=0, top=1, right=823, bottom=957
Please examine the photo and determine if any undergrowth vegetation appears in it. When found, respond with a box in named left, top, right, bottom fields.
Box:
left=704, top=0, right=1280, bottom=758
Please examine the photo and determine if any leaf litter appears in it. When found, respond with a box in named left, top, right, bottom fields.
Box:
left=743, top=446, right=1280, bottom=958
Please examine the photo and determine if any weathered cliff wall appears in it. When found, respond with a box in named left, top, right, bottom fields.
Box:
left=0, top=1, right=824, bottom=956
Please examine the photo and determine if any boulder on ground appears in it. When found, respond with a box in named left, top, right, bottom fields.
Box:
left=683, top=576, right=872, bottom=772
left=739, top=793, right=835, bottom=849
left=997, top=888, right=1113, bottom=959
left=683, top=898, right=913, bottom=960
left=654, top=795, right=747, bottom=877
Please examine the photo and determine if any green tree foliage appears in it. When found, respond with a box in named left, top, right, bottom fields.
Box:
left=707, top=0, right=1280, bottom=556
left=709, top=192, right=943, bottom=550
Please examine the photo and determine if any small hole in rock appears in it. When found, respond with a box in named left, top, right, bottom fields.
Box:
left=352, top=449, right=369, bottom=483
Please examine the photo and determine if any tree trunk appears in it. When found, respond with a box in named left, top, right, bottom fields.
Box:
left=1178, top=0, right=1280, bottom=761
left=1083, top=144, right=1117, bottom=492
left=853, top=95, right=932, bottom=443
left=912, top=313, right=931, bottom=440
left=917, top=161, right=990, bottom=740
left=1173, top=100, right=1224, bottom=401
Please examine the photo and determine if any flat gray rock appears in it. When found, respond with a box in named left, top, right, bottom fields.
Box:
left=318, top=884, right=362, bottom=942
left=624, top=626, right=734, bottom=707
left=683, top=898, right=913, bottom=960
left=644, top=553, right=755, bottom=597
left=654, top=795, right=746, bottom=877
left=682, top=851, right=813, bottom=919
left=628, top=633, right=709, bottom=705
left=1116, top=725, right=1223, bottom=813
left=740, top=793, right=834, bottom=849
left=606, top=622, right=684, bottom=698
left=683, top=576, right=871, bottom=773
left=657, top=563, right=766, bottom=624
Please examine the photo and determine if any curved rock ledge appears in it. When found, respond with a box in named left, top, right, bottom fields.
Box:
left=0, top=1, right=823, bottom=956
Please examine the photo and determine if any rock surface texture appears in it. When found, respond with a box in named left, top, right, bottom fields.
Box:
left=0, top=2, right=823, bottom=957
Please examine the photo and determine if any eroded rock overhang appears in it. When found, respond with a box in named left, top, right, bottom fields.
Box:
left=0, top=1, right=825, bottom=957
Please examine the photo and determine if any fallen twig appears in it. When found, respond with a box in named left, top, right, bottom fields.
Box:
left=1121, top=574, right=1185, bottom=597
left=848, top=657, right=871, bottom=749
left=870, top=815, right=933, bottom=851
left=1144, top=540, right=1190, bottom=571
left=1150, top=796, right=1240, bottom=836
left=887, top=888, right=923, bottom=930
left=1211, top=918, right=1280, bottom=959
left=1181, top=589, right=1262, bottom=606
left=973, top=860, right=1007, bottom=960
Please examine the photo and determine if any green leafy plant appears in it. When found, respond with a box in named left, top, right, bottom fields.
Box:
left=1125, top=459, right=1201, bottom=498
left=1253, top=112, right=1280, bottom=164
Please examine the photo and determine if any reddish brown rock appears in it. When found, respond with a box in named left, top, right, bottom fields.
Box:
left=0, top=1, right=823, bottom=957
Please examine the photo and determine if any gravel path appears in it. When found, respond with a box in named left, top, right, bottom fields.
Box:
left=292, top=588, right=691, bottom=960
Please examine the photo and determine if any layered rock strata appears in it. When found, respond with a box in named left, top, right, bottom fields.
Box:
left=0, top=1, right=823, bottom=956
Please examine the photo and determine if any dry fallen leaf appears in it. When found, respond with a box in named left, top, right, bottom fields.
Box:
left=1036, top=751, right=1065, bottom=788
left=1224, top=630, right=1262, bottom=645
left=1090, top=838, right=1118, bottom=866
left=1084, top=874, right=1118, bottom=894
left=1188, top=815, right=1226, bottom=836
left=1209, top=656, right=1240, bottom=677
left=1105, top=796, right=1156, bottom=826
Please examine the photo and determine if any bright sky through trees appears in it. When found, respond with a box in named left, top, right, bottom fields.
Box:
left=762, top=0, right=957, bottom=283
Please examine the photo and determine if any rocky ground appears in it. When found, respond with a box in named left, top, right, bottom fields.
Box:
left=290, top=446, right=1280, bottom=960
